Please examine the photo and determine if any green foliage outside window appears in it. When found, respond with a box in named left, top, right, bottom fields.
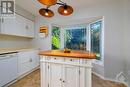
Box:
left=51, top=20, right=102, bottom=60
left=64, top=28, right=87, bottom=51
left=51, top=26, right=60, bottom=49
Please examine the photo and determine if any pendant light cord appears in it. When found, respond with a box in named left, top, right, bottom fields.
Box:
left=59, top=0, right=65, bottom=4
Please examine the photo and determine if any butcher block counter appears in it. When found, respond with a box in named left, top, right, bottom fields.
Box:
left=39, top=50, right=96, bottom=59
left=40, top=50, right=96, bottom=87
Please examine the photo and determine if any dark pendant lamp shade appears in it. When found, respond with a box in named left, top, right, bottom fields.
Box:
left=37, top=0, right=74, bottom=17
left=39, top=8, right=54, bottom=17
left=38, top=0, right=57, bottom=6
left=58, top=5, right=73, bottom=16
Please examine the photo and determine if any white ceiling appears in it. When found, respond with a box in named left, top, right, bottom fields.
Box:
left=15, top=0, right=110, bottom=16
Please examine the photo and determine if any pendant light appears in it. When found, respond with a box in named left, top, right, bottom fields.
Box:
left=38, top=0, right=57, bottom=6
left=58, top=5, right=73, bottom=16
left=39, top=8, right=54, bottom=17
left=37, top=0, right=73, bottom=17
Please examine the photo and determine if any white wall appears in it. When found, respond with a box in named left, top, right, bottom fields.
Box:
left=31, top=17, right=52, bottom=50
left=78, top=0, right=125, bottom=81
left=124, top=0, right=130, bottom=85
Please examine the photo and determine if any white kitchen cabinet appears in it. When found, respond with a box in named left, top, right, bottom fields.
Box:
left=41, top=56, right=63, bottom=87
left=40, top=61, right=48, bottom=87
left=49, top=63, right=63, bottom=87
left=0, top=53, right=18, bottom=87
left=0, top=17, right=16, bottom=35
left=63, top=65, right=80, bottom=87
left=15, top=14, right=26, bottom=36
left=18, top=50, right=39, bottom=76
left=0, top=14, right=34, bottom=38
left=25, top=18, right=34, bottom=37
left=15, top=14, right=34, bottom=38
left=40, top=56, right=92, bottom=87
left=18, top=51, right=31, bottom=76
left=30, top=50, right=39, bottom=69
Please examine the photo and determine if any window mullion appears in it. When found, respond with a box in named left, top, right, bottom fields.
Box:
left=87, top=24, right=91, bottom=51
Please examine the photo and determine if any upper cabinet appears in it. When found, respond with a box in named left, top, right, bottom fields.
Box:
left=0, top=17, right=16, bottom=35
left=0, top=14, right=34, bottom=38
left=25, top=18, right=35, bottom=37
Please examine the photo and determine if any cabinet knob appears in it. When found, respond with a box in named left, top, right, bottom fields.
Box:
left=26, top=25, right=29, bottom=29
left=30, top=58, right=32, bottom=62
left=63, top=80, right=65, bottom=83
left=59, top=78, right=62, bottom=81
left=54, top=58, right=57, bottom=60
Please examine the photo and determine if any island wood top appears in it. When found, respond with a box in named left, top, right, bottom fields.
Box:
left=39, top=50, right=96, bottom=59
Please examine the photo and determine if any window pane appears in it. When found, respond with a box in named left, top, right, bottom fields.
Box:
left=51, top=26, right=60, bottom=50
left=64, top=28, right=86, bottom=51
left=90, top=21, right=102, bottom=60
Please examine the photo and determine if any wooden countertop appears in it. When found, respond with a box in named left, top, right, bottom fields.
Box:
left=39, top=50, right=96, bottom=59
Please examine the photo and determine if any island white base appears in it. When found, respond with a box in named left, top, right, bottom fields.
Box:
left=40, top=56, right=93, bottom=87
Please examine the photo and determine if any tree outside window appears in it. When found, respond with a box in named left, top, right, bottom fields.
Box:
left=51, top=26, right=60, bottom=49
left=64, top=28, right=87, bottom=51
left=51, top=20, right=103, bottom=60
left=90, top=21, right=102, bottom=60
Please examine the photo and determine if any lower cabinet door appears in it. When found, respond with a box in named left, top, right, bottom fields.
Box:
left=63, top=65, right=80, bottom=87
left=40, top=62, right=49, bottom=87
left=49, top=63, right=63, bottom=87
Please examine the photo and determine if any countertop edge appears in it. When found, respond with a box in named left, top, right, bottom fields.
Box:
left=39, top=50, right=96, bottom=59
left=0, top=48, right=38, bottom=55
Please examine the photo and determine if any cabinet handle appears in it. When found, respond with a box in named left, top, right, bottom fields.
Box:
left=9, top=55, right=14, bottom=57
left=30, top=58, right=32, bottom=62
left=2, top=18, right=4, bottom=23
left=25, top=25, right=29, bottom=30
left=70, top=59, right=73, bottom=61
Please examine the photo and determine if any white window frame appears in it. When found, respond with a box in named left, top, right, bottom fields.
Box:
left=89, top=19, right=104, bottom=66
left=59, top=19, right=104, bottom=66
left=63, top=24, right=88, bottom=51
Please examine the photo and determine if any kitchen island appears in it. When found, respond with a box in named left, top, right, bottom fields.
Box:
left=39, top=50, right=96, bottom=87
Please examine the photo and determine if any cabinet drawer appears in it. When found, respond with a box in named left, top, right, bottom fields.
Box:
left=18, top=52, right=30, bottom=63
left=42, top=56, right=64, bottom=62
left=65, top=58, right=80, bottom=64
left=50, top=56, right=64, bottom=62
left=80, top=59, right=92, bottom=65
left=40, top=56, right=48, bottom=61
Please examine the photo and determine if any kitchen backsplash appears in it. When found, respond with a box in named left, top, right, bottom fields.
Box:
left=0, top=35, right=32, bottom=49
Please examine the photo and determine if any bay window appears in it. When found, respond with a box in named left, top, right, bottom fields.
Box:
left=51, top=20, right=103, bottom=61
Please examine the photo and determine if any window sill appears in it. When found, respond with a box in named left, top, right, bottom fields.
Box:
left=92, top=59, right=104, bottom=67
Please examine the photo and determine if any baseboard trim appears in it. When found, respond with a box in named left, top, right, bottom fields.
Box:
left=18, top=66, right=39, bottom=80
left=2, top=79, right=18, bottom=87
left=105, top=77, right=129, bottom=87
left=92, top=71, right=129, bottom=87
left=92, top=71, right=104, bottom=79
